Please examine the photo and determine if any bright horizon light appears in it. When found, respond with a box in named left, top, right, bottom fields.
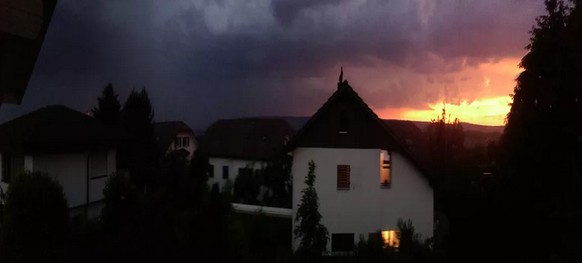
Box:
left=378, top=96, right=512, bottom=126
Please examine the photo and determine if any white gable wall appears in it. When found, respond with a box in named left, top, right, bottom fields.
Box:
left=167, top=132, right=197, bottom=160
left=291, top=147, right=433, bottom=252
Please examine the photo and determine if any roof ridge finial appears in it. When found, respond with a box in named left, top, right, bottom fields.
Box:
left=339, top=66, right=344, bottom=83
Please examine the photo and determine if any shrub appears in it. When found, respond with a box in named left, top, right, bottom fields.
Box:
left=0, top=171, right=68, bottom=263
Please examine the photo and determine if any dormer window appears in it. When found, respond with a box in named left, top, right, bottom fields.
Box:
left=380, top=150, right=391, bottom=188
left=174, top=136, right=190, bottom=148
left=339, top=110, right=349, bottom=134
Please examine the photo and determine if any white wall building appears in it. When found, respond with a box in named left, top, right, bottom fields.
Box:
left=0, top=105, right=119, bottom=216
left=204, top=118, right=294, bottom=191
left=289, top=80, right=434, bottom=254
left=154, top=121, right=197, bottom=160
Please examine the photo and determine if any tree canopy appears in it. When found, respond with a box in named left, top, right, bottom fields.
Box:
left=294, top=160, right=328, bottom=262
left=91, top=83, right=121, bottom=126
left=496, top=0, right=582, bottom=260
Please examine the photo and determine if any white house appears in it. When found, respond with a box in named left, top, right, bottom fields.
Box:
left=0, top=105, right=119, bottom=216
left=154, top=121, right=197, bottom=160
left=204, top=118, right=294, bottom=190
left=289, top=79, right=434, bottom=254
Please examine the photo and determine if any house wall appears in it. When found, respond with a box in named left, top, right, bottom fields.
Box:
left=167, top=132, right=197, bottom=160
left=291, top=147, right=433, bottom=253
left=208, top=157, right=266, bottom=191
left=33, top=152, right=88, bottom=208
left=88, top=148, right=116, bottom=204
left=0, top=148, right=116, bottom=210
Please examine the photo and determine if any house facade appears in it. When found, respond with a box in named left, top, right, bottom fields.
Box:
left=0, top=105, right=119, bottom=216
left=204, top=118, right=294, bottom=190
left=154, top=121, right=197, bottom=160
left=290, top=80, right=434, bottom=254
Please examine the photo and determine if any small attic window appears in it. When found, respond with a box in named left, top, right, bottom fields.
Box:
left=339, top=110, right=349, bottom=134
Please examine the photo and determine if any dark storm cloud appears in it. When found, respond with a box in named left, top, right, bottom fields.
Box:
left=271, top=0, right=347, bottom=26
left=0, top=0, right=545, bottom=129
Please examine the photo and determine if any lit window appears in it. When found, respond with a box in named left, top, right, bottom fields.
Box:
left=381, top=230, right=400, bottom=248
left=337, top=165, right=350, bottom=190
left=380, top=150, right=391, bottom=187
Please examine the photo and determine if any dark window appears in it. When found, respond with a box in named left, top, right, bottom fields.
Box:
left=222, top=166, right=229, bottom=179
left=174, top=137, right=181, bottom=147
left=337, top=165, right=350, bottom=190
left=91, top=151, right=108, bottom=179
left=208, top=165, right=214, bottom=178
left=1, top=155, right=23, bottom=184
left=238, top=167, right=252, bottom=177
left=332, top=233, right=354, bottom=252
left=2, top=154, right=11, bottom=183
left=182, top=137, right=190, bottom=147
left=339, top=110, right=349, bottom=134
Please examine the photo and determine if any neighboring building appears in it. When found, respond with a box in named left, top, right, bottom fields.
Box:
left=204, top=118, right=294, bottom=190
left=0, top=0, right=58, bottom=105
left=154, top=121, right=197, bottom=160
left=0, top=105, right=119, bottom=216
left=289, top=79, right=434, bottom=254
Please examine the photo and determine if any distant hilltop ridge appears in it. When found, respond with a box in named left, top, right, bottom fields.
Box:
left=213, top=116, right=504, bottom=148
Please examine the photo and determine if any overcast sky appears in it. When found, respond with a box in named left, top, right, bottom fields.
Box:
left=0, top=0, right=546, bottom=129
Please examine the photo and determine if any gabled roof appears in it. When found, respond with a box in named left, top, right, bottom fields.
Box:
left=153, top=121, right=195, bottom=151
left=204, top=118, right=294, bottom=160
left=288, top=80, right=432, bottom=183
left=0, top=105, right=120, bottom=153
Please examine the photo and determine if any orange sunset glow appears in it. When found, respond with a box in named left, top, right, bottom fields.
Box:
left=375, top=57, right=522, bottom=126
left=400, top=96, right=511, bottom=126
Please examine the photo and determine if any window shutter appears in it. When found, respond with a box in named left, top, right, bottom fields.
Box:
left=337, top=165, right=350, bottom=189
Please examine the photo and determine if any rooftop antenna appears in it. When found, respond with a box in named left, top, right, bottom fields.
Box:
left=338, top=67, right=344, bottom=90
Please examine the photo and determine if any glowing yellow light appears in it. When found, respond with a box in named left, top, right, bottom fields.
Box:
left=381, top=230, right=400, bottom=248
left=397, top=96, right=511, bottom=126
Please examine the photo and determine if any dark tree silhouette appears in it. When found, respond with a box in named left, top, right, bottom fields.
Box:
left=496, top=0, right=582, bottom=261
left=426, top=107, right=464, bottom=191
left=91, top=83, right=121, bottom=126
left=119, top=88, right=160, bottom=189
left=294, top=161, right=328, bottom=262
left=0, top=172, right=68, bottom=263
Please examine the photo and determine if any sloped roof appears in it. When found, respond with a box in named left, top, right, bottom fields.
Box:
left=0, top=0, right=58, bottom=104
left=288, top=80, right=432, bottom=183
left=153, top=121, right=195, bottom=151
left=204, top=118, right=294, bottom=160
left=0, top=105, right=120, bottom=153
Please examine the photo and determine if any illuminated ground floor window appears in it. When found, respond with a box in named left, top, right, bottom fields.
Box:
left=381, top=230, right=400, bottom=248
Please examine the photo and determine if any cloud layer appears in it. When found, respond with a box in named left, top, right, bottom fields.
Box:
left=0, top=0, right=545, bottom=128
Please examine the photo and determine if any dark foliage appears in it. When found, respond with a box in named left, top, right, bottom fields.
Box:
left=352, top=219, right=436, bottom=263
left=0, top=172, right=68, bottom=263
left=119, top=88, right=160, bottom=188
left=493, top=0, right=582, bottom=261
left=232, top=154, right=293, bottom=208
left=91, top=83, right=121, bottom=126
left=294, top=160, right=329, bottom=262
